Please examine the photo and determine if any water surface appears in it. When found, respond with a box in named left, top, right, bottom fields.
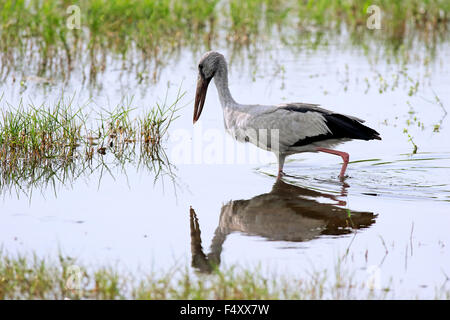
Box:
left=1, top=39, right=449, bottom=298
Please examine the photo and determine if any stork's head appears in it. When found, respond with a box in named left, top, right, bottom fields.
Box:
left=193, top=51, right=224, bottom=124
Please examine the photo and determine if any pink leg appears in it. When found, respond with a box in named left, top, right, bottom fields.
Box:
left=277, top=154, right=286, bottom=180
left=316, top=147, right=350, bottom=178
left=277, top=170, right=284, bottom=180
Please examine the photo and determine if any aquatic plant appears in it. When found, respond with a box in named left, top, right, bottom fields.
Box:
left=0, top=251, right=371, bottom=300
left=0, top=0, right=448, bottom=82
left=0, top=90, right=184, bottom=197
left=1, top=249, right=448, bottom=299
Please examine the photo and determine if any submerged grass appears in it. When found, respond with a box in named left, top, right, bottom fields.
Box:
left=0, top=0, right=448, bottom=82
left=0, top=90, right=183, bottom=197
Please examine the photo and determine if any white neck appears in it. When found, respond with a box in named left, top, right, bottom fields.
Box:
left=213, top=59, right=238, bottom=108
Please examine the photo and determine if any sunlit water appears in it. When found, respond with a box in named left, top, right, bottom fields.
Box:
left=1, top=40, right=449, bottom=298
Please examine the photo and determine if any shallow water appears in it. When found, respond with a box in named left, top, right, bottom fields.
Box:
left=1, top=39, right=449, bottom=298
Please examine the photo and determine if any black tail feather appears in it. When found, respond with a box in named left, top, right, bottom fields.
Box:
left=324, top=114, right=381, bottom=141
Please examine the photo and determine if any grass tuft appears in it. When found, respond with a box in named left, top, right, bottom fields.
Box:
left=0, top=90, right=184, bottom=197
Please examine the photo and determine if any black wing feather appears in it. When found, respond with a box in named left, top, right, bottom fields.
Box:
left=281, top=105, right=381, bottom=147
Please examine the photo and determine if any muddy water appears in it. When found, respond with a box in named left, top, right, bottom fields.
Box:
left=0, top=41, right=449, bottom=298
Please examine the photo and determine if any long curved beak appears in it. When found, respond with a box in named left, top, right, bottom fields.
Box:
left=193, top=75, right=211, bottom=124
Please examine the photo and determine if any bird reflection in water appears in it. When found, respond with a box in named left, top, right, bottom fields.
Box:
left=189, top=179, right=377, bottom=274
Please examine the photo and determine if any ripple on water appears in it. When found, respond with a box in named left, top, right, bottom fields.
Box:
left=256, top=152, right=450, bottom=202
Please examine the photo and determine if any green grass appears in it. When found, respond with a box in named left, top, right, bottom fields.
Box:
left=0, top=0, right=220, bottom=80
left=0, top=251, right=369, bottom=300
left=1, top=250, right=449, bottom=300
left=0, top=0, right=448, bottom=81
left=0, top=90, right=183, bottom=197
